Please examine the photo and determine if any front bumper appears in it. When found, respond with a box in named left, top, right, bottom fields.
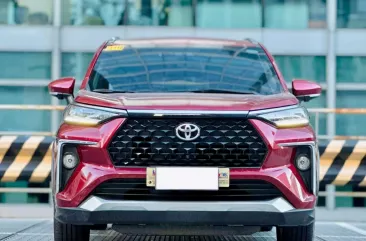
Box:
left=55, top=196, right=315, bottom=227
left=54, top=119, right=319, bottom=210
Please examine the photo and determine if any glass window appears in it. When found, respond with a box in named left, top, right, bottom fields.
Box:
left=62, top=53, right=94, bottom=81
left=337, top=0, right=366, bottom=28
left=62, top=0, right=329, bottom=28
left=0, top=52, right=51, bottom=79
left=264, top=0, right=327, bottom=29
left=0, top=0, right=52, bottom=25
left=336, top=91, right=366, bottom=136
left=63, top=0, right=195, bottom=26
left=196, top=0, right=261, bottom=28
left=0, top=87, right=51, bottom=132
left=274, top=56, right=326, bottom=83
left=88, top=44, right=283, bottom=95
left=127, top=0, right=194, bottom=27
left=337, top=56, right=366, bottom=83
left=64, top=0, right=126, bottom=25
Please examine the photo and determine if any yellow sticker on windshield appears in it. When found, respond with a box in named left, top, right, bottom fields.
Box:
left=104, top=45, right=125, bottom=51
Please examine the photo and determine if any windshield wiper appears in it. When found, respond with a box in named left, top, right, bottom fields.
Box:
left=92, top=89, right=136, bottom=93
left=188, top=89, right=256, bottom=94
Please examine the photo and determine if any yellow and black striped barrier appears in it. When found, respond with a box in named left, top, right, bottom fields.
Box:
left=319, top=140, right=366, bottom=187
left=0, top=136, right=366, bottom=186
left=0, top=136, right=53, bottom=183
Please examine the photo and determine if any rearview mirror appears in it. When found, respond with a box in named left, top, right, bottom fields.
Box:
left=292, top=79, right=321, bottom=102
left=48, top=77, right=75, bottom=103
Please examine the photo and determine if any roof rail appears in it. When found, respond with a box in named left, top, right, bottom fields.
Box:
left=244, top=38, right=259, bottom=45
left=108, top=36, right=120, bottom=43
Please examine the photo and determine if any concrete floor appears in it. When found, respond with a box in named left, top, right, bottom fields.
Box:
left=0, top=219, right=366, bottom=241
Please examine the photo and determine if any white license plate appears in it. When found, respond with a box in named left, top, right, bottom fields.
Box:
left=155, top=167, right=219, bottom=190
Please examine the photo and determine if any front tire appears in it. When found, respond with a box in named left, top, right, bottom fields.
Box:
left=260, top=226, right=273, bottom=232
left=91, top=224, right=108, bottom=230
left=54, top=218, right=90, bottom=241
left=276, top=223, right=314, bottom=241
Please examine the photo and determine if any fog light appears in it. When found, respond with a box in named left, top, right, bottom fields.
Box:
left=296, top=155, right=311, bottom=171
left=63, top=152, right=79, bottom=169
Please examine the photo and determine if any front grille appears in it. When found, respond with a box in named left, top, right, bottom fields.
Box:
left=92, top=179, right=282, bottom=201
left=108, top=118, right=267, bottom=167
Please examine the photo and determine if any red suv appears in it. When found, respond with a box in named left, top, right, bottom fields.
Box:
left=50, top=37, right=321, bottom=241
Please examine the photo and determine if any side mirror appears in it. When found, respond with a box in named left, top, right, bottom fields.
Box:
left=292, top=79, right=321, bottom=102
left=48, top=77, right=75, bottom=103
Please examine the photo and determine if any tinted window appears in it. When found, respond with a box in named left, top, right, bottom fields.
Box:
left=0, top=52, right=51, bottom=79
left=88, top=44, right=283, bottom=95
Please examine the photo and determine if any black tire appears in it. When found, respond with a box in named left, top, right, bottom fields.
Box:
left=260, top=226, right=273, bottom=232
left=54, top=218, right=90, bottom=241
left=276, top=223, right=314, bottom=241
left=91, top=224, right=108, bottom=230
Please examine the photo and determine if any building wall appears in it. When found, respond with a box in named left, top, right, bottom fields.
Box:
left=0, top=0, right=365, bottom=205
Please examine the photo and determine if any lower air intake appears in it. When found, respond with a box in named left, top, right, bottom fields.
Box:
left=92, top=179, right=282, bottom=202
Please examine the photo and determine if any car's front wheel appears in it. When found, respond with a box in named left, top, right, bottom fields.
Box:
left=276, top=223, right=314, bottom=241
left=54, top=218, right=90, bottom=241
left=260, top=226, right=273, bottom=232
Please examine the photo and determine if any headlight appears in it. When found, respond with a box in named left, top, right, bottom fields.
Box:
left=63, top=105, right=119, bottom=126
left=256, top=107, right=309, bottom=129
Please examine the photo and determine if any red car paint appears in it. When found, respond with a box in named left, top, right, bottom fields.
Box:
left=55, top=118, right=316, bottom=209
left=48, top=77, right=76, bottom=95
left=52, top=38, right=320, bottom=215
left=292, top=79, right=322, bottom=97
left=74, top=91, right=299, bottom=111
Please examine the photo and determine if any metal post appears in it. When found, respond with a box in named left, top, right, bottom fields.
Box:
left=51, top=0, right=62, bottom=134
left=325, top=0, right=337, bottom=211
left=326, top=0, right=337, bottom=138
left=48, top=182, right=53, bottom=206
left=48, top=0, right=62, bottom=208
left=326, top=184, right=336, bottom=210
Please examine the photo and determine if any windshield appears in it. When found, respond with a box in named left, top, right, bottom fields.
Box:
left=87, top=43, right=283, bottom=95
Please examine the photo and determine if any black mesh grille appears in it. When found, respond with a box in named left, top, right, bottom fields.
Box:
left=108, top=118, right=267, bottom=167
left=92, top=179, right=282, bottom=201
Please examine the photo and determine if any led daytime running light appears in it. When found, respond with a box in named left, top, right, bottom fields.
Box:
left=63, top=105, right=118, bottom=126
left=257, top=107, right=309, bottom=129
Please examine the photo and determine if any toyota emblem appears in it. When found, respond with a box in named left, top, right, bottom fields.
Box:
left=175, top=123, right=200, bottom=141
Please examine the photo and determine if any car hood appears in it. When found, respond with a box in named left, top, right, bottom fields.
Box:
left=75, top=90, right=298, bottom=112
